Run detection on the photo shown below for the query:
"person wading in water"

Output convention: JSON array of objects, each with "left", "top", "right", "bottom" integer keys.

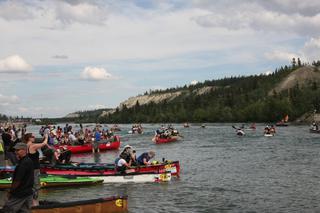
[{"left": 24, "top": 133, "right": 48, "bottom": 206}]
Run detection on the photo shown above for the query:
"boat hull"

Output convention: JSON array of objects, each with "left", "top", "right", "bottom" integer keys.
[
  {"left": 95, "top": 172, "right": 171, "bottom": 183},
  {"left": 31, "top": 196, "right": 128, "bottom": 213},
  {"left": 275, "top": 123, "right": 288, "bottom": 127},
  {"left": 154, "top": 137, "right": 179, "bottom": 144},
  {"left": 40, "top": 161, "right": 181, "bottom": 177},
  {"left": 0, "top": 176, "right": 103, "bottom": 189},
  {"left": 310, "top": 129, "right": 320, "bottom": 134}
]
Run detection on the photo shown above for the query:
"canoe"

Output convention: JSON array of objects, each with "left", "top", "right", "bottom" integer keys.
[
  {"left": 31, "top": 196, "right": 128, "bottom": 213},
  {"left": 0, "top": 175, "right": 103, "bottom": 189},
  {"left": 40, "top": 171, "right": 171, "bottom": 183},
  {"left": 1, "top": 161, "right": 181, "bottom": 178},
  {"left": 236, "top": 130, "right": 245, "bottom": 136},
  {"left": 40, "top": 161, "right": 181, "bottom": 177},
  {"left": 275, "top": 122, "right": 288, "bottom": 127},
  {"left": 154, "top": 136, "right": 179, "bottom": 144},
  {"left": 309, "top": 129, "right": 320, "bottom": 134},
  {"left": 94, "top": 171, "right": 171, "bottom": 183},
  {"left": 54, "top": 140, "right": 120, "bottom": 154}
]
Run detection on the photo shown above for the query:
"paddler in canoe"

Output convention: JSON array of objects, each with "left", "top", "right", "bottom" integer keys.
[
  {"left": 137, "top": 151, "right": 156, "bottom": 166},
  {"left": 264, "top": 125, "right": 275, "bottom": 136},
  {"left": 153, "top": 125, "right": 181, "bottom": 141},
  {"left": 115, "top": 145, "right": 136, "bottom": 173},
  {"left": 232, "top": 125, "right": 245, "bottom": 136}
]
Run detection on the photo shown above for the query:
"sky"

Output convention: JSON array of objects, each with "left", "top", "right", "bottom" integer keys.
[{"left": 0, "top": 0, "right": 320, "bottom": 118}]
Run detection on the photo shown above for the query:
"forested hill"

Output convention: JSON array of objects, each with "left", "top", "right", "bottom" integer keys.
[{"left": 97, "top": 60, "right": 320, "bottom": 123}]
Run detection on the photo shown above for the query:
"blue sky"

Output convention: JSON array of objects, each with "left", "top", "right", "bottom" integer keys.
[{"left": 0, "top": 0, "right": 320, "bottom": 117}]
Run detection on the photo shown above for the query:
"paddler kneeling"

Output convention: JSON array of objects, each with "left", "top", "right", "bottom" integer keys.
[
  {"left": 54, "top": 146, "right": 72, "bottom": 164},
  {"left": 115, "top": 145, "right": 136, "bottom": 173}
]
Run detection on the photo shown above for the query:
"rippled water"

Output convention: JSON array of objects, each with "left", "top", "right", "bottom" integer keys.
[{"left": 1, "top": 124, "right": 320, "bottom": 212}]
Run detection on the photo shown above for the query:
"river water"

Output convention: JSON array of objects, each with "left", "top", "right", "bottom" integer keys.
[{"left": 1, "top": 124, "right": 320, "bottom": 212}]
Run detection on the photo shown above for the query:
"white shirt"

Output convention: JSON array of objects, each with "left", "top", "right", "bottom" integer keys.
[{"left": 117, "top": 159, "right": 127, "bottom": 167}]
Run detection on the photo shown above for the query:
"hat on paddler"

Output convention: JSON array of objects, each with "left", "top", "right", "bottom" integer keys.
[{"left": 124, "top": 145, "right": 132, "bottom": 149}]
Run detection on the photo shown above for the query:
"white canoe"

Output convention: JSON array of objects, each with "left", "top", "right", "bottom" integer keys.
[{"left": 94, "top": 172, "right": 171, "bottom": 183}]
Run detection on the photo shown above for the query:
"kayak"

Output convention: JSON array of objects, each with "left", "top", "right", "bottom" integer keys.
[
  {"left": 0, "top": 175, "right": 103, "bottom": 189},
  {"left": 153, "top": 136, "right": 180, "bottom": 144},
  {"left": 40, "top": 161, "right": 181, "bottom": 177},
  {"left": 31, "top": 196, "right": 128, "bottom": 213},
  {"left": 54, "top": 139, "right": 120, "bottom": 154},
  {"left": 264, "top": 133, "right": 274, "bottom": 137}
]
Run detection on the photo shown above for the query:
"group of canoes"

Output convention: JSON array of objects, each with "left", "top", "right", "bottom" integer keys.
[
  {"left": 0, "top": 123, "right": 183, "bottom": 212},
  {"left": 233, "top": 124, "right": 279, "bottom": 137}
]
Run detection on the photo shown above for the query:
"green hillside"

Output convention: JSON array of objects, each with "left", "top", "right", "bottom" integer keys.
[{"left": 98, "top": 60, "right": 320, "bottom": 123}]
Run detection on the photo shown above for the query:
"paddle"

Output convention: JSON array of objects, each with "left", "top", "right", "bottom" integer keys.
[{"left": 232, "top": 125, "right": 239, "bottom": 130}]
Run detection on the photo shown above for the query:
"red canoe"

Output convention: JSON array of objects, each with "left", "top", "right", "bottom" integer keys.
[
  {"left": 1, "top": 161, "right": 181, "bottom": 178},
  {"left": 40, "top": 161, "right": 181, "bottom": 177},
  {"left": 154, "top": 136, "right": 180, "bottom": 144},
  {"left": 55, "top": 139, "right": 121, "bottom": 154}
]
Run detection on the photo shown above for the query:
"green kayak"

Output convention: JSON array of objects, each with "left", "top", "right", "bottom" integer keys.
[{"left": 0, "top": 175, "right": 103, "bottom": 189}]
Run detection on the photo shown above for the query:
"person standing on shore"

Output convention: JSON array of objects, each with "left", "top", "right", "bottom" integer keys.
[
  {"left": 24, "top": 133, "right": 48, "bottom": 206},
  {"left": 2, "top": 143, "right": 34, "bottom": 212}
]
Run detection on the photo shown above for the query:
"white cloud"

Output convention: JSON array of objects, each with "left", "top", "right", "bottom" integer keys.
[
  {"left": 191, "top": 1, "right": 320, "bottom": 37},
  {"left": 265, "top": 50, "right": 300, "bottom": 62},
  {"left": 265, "top": 36, "right": 320, "bottom": 63},
  {"left": 0, "top": 55, "right": 33, "bottom": 73},
  {"left": 264, "top": 70, "right": 273, "bottom": 76},
  {"left": 54, "top": 1, "right": 109, "bottom": 25},
  {"left": 302, "top": 37, "right": 320, "bottom": 61},
  {"left": 80, "top": 66, "right": 112, "bottom": 81},
  {"left": 190, "top": 80, "right": 199, "bottom": 85},
  {"left": 0, "top": 1, "right": 34, "bottom": 21},
  {"left": 0, "top": 94, "right": 19, "bottom": 106}
]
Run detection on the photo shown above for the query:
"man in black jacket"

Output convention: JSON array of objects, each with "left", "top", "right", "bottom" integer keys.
[{"left": 2, "top": 143, "right": 34, "bottom": 213}]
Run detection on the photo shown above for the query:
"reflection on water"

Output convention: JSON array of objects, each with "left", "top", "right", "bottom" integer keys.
[{"left": 1, "top": 124, "right": 320, "bottom": 212}]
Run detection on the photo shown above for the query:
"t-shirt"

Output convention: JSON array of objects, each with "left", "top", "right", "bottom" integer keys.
[
  {"left": 137, "top": 152, "right": 150, "bottom": 165},
  {"left": 117, "top": 158, "right": 127, "bottom": 167},
  {"left": 95, "top": 132, "right": 101, "bottom": 141},
  {"left": 68, "top": 134, "right": 77, "bottom": 142},
  {"left": 10, "top": 156, "right": 34, "bottom": 198}
]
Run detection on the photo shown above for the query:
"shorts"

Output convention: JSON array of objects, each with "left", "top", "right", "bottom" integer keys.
[{"left": 2, "top": 194, "right": 33, "bottom": 213}]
